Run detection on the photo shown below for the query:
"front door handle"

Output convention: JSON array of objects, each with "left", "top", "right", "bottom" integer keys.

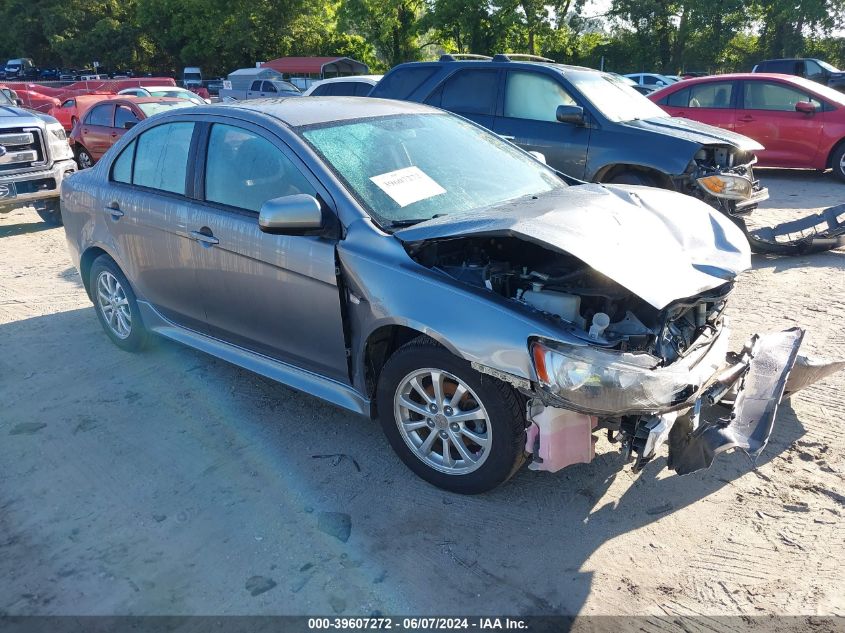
[
  {"left": 739, "top": 115, "right": 755, "bottom": 122},
  {"left": 190, "top": 229, "right": 219, "bottom": 246},
  {"left": 499, "top": 134, "right": 516, "bottom": 141},
  {"left": 103, "top": 203, "right": 124, "bottom": 218}
]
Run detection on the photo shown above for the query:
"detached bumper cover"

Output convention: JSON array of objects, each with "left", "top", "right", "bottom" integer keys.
[
  {"left": 746, "top": 203, "right": 845, "bottom": 255},
  {"left": 668, "top": 327, "right": 804, "bottom": 475}
]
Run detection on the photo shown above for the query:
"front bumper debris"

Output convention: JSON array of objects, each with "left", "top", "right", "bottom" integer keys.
[
  {"left": 666, "top": 328, "right": 804, "bottom": 475},
  {"left": 743, "top": 203, "right": 845, "bottom": 256},
  {"left": 526, "top": 328, "right": 822, "bottom": 476}
]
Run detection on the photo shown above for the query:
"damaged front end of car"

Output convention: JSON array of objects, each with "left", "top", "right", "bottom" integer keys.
[
  {"left": 394, "top": 183, "right": 838, "bottom": 477},
  {"left": 678, "top": 145, "right": 768, "bottom": 215}
]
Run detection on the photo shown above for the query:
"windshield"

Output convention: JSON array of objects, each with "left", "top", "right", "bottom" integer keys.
[
  {"left": 184, "top": 73, "right": 202, "bottom": 81},
  {"left": 137, "top": 101, "right": 195, "bottom": 117},
  {"left": 788, "top": 76, "right": 845, "bottom": 105},
  {"left": 568, "top": 71, "right": 669, "bottom": 122},
  {"left": 818, "top": 60, "right": 840, "bottom": 73},
  {"left": 301, "top": 113, "right": 565, "bottom": 228}
]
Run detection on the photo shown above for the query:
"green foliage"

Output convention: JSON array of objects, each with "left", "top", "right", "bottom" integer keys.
[{"left": 0, "top": 0, "right": 843, "bottom": 77}]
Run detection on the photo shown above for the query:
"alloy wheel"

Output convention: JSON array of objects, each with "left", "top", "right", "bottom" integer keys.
[
  {"left": 77, "top": 150, "right": 93, "bottom": 169},
  {"left": 393, "top": 368, "right": 491, "bottom": 475},
  {"left": 96, "top": 271, "right": 132, "bottom": 339}
]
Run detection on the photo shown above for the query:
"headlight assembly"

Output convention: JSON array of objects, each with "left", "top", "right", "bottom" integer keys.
[
  {"left": 696, "top": 174, "right": 753, "bottom": 200},
  {"left": 530, "top": 335, "right": 728, "bottom": 415}
]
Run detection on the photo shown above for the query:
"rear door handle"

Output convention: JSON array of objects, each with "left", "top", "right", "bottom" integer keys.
[
  {"left": 103, "top": 204, "right": 124, "bottom": 218},
  {"left": 190, "top": 230, "right": 219, "bottom": 246},
  {"left": 499, "top": 134, "right": 516, "bottom": 141},
  {"left": 739, "top": 115, "right": 755, "bottom": 122}
]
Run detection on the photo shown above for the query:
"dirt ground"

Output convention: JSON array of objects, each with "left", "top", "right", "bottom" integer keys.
[{"left": 1, "top": 169, "right": 843, "bottom": 621}]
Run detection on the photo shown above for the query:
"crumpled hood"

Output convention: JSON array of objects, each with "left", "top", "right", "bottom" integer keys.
[
  {"left": 396, "top": 183, "right": 751, "bottom": 310},
  {"left": 625, "top": 116, "right": 764, "bottom": 152}
]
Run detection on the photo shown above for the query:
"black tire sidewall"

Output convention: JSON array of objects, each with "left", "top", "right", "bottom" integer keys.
[
  {"left": 89, "top": 255, "right": 147, "bottom": 352},
  {"left": 376, "top": 343, "right": 525, "bottom": 494},
  {"left": 832, "top": 146, "right": 845, "bottom": 182},
  {"left": 76, "top": 147, "right": 93, "bottom": 169}
]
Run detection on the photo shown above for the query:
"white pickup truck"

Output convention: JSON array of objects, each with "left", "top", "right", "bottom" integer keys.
[
  {"left": 218, "top": 79, "right": 301, "bottom": 101},
  {"left": 0, "top": 92, "right": 77, "bottom": 225}
]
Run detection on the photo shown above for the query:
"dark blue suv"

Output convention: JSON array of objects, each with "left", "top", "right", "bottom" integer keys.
[{"left": 371, "top": 54, "right": 768, "bottom": 216}]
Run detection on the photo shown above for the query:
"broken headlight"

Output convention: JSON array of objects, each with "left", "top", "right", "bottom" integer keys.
[
  {"left": 531, "top": 335, "right": 728, "bottom": 415},
  {"left": 696, "top": 174, "right": 753, "bottom": 201}
]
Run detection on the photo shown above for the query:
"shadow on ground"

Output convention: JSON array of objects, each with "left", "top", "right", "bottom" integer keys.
[{"left": 0, "top": 306, "right": 812, "bottom": 617}]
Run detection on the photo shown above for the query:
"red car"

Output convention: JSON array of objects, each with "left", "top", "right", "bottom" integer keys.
[
  {"left": 650, "top": 73, "right": 845, "bottom": 180},
  {"left": 48, "top": 93, "right": 120, "bottom": 131},
  {"left": 69, "top": 97, "right": 194, "bottom": 168}
]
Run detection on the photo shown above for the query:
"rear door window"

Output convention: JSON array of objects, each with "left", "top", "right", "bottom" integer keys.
[
  {"left": 503, "top": 71, "right": 577, "bottom": 122},
  {"left": 132, "top": 122, "right": 195, "bottom": 194},
  {"left": 426, "top": 70, "right": 498, "bottom": 116},
  {"left": 683, "top": 82, "right": 734, "bottom": 108},
  {"left": 86, "top": 104, "right": 114, "bottom": 126}
]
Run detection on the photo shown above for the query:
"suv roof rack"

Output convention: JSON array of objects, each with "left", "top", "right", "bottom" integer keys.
[
  {"left": 492, "top": 53, "right": 556, "bottom": 63},
  {"left": 439, "top": 54, "right": 493, "bottom": 62}
]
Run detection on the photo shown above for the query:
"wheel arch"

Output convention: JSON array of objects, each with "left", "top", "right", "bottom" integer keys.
[
  {"left": 79, "top": 245, "right": 118, "bottom": 300},
  {"left": 361, "top": 322, "right": 462, "bottom": 402},
  {"left": 593, "top": 163, "right": 675, "bottom": 189},
  {"left": 826, "top": 137, "right": 845, "bottom": 170}
]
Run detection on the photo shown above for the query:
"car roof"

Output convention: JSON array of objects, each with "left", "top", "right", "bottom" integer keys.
[
  {"left": 315, "top": 75, "right": 383, "bottom": 85},
  {"left": 648, "top": 72, "right": 830, "bottom": 98},
  {"left": 186, "top": 97, "right": 438, "bottom": 127}
]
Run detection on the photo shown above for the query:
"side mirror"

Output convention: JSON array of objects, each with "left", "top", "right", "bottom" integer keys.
[
  {"left": 556, "top": 105, "right": 585, "bottom": 125},
  {"left": 528, "top": 151, "right": 547, "bottom": 164},
  {"left": 259, "top": 194, "right": 323, "bottom": 234},
  {"left": 795, "top": 101, "right": 817, "bottom": 114},
  {"left": 123, "top": 121, "right": 137, "bottom": 129},
  {"left": 14, "top": 99, "right": 23, "bottom": 106}
]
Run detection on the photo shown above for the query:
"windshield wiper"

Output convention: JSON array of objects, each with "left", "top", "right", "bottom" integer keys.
[
  {"left": 386, "top": 218, "right": 429, "bottom": 228},
  {"left": 385, "top": 214, "right": 448, "bottom": 229}
]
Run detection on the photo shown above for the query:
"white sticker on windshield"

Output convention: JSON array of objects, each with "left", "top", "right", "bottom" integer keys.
[{"left": 370, "top": 166, "right": 446, "bottom": 208}]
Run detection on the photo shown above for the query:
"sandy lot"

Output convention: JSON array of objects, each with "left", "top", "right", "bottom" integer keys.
[{"left": 1, "top": 170, "right": 843, "bottom": 621}]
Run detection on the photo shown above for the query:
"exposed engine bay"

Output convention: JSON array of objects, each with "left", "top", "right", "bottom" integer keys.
[{"left": 409, "top": 235, "right": 730, "bottom": 366}]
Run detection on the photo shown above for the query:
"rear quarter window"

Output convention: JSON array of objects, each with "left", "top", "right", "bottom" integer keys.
[{"left": 371, "top": 67, "right": 438, "bottom": 99}]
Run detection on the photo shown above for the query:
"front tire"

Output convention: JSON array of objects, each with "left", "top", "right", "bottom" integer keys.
[
  {"left": 831, "top": 143, "right": 845, "bottom": 183},
  {"left": 376, "top": 337, "right": 526, "bottom": 494},
  {"left": 90, "top": 255, "right": 148, "bottom": 352}
]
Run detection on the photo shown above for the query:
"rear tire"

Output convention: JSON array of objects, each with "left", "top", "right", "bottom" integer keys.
[
  {"left": 90, "top": 255, "right": 148, "bottom": 352},
  {"left": 35, "top": 199, "right": 62, "bottom": 226},
  {"left": 76, "top": 146, "right": 94, "bottom": 170},
  {"left": 376, "top": 337, "right": 526, "bottom": 494}
]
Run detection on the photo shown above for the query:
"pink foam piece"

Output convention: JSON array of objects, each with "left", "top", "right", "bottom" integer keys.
[{"left": 526, "top": 407, "right": 597, "bottom": 472}]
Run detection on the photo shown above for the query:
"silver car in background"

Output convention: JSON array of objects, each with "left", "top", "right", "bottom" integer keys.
[{"left": 61, "top": 98, "right": 825, "bottom": 493}]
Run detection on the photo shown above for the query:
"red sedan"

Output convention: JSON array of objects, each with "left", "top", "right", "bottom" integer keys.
[
  {"left": 650, "top": 73, "right": 845, "bottom": 180},
  {"left": 69, "top": 97, "right": 194, "bottom": 169}
]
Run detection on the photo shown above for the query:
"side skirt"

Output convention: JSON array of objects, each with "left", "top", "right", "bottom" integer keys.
[{"left": 137, "top": 301, "right": 371, "bottom": 417}]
